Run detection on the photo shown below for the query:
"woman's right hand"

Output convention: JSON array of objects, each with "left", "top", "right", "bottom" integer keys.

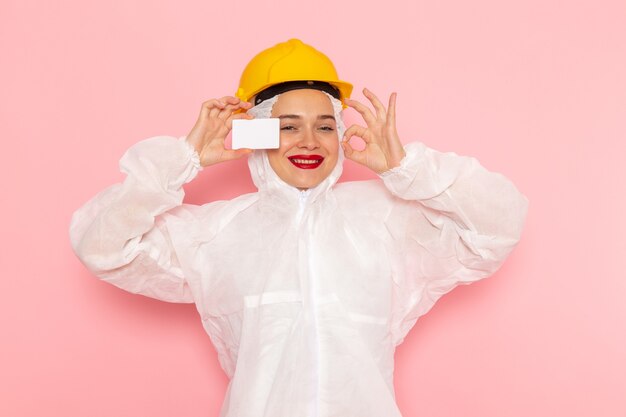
[{"left": 185, "top": 96, "right": 254, "bottom": 167}]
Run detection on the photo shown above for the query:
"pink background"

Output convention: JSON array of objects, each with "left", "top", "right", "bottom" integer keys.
[{"left": 1, "top": 0, "right": 625, "bottom": 416}]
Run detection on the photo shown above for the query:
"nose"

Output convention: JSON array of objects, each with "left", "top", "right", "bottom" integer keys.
[{"left": 297, "top": 127, "right": 320, "bottom": 150}]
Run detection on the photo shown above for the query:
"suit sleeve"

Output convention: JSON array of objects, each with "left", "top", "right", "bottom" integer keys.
[
  {"left": 380, "top": 141, "right": 529, "bottom": 343},
  {"left": 69, "top": 136, "right": 202, "bottom": 303}
]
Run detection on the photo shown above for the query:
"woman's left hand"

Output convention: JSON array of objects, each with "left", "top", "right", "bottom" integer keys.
[{"left": 342, "top": 88, "right": 406, "bottom": 174}]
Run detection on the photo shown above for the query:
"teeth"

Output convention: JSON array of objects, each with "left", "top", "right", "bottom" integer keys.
[{"left": 292, "top": 159, "right": 321, "bottom": 164}]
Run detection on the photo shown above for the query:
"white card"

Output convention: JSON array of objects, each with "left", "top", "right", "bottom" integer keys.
[{"left": 232, "top": 118, "right": 280, "bottom": 149}]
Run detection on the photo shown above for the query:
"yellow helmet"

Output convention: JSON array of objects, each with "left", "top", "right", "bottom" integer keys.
[{"left": 236, "top": 38, "right": 353, "bottom": 108}]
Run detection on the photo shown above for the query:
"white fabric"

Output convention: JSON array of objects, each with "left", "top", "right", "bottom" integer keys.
[{"left": 69, "top": 93, "right": 528, "bottom": 417}]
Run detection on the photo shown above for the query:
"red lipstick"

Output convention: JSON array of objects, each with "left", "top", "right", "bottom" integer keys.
[{"left": 288, "top": 154, "right": 324, "bottom": 169}]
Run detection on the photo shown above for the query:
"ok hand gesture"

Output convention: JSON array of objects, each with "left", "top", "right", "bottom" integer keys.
[
  {"left": 342, "top": 88, "right": 406, "bottom": 174},
  {"left": 186, "top": 96, "right": 254, "bottom": 167}
]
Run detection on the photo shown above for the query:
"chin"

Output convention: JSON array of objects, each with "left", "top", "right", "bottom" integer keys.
[
  {"left": 294, "top": 168, "right": 334, "bottom": 188},
  {"left": 275, "top": 161, "right": 337, "bottom": 190},
  {"left": 290, "top": 178, "right": 322, "bottom": 190}
]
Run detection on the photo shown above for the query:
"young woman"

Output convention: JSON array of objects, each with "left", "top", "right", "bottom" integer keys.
[{"left": 70, "top": 39, "right": 528, "bottom": 417}]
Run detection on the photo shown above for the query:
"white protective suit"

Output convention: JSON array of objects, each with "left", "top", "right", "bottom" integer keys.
[{"left": 70, "top": 92, "right": 528, "bottom": 417}]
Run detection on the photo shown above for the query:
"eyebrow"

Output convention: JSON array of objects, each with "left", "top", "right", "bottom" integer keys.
[{"left": 278, "top": 114, "right": 336, "bottom": 121}]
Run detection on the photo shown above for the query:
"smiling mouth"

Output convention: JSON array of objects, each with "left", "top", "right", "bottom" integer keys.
[{"left": 288, "top": 154, "right": 324, "bottom": 169}]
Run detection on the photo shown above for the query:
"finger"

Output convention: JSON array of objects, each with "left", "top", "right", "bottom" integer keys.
[
  {"left": 216, "top": 96, "right": 241, "bottom": 118},
  {"left": 219, "top": 101, "right": 252, "bottom": 121},
  {"left": 232, "top": 100, "right": 253, "bottom": 115},
  {"left": 343, "top": 98, "right": 377, "bottom": 126},
  {"left": 219, "top": 96, "right": 241, "bottom": 105},
  {"left": 209, "top": 105, "right": 223, "bottom": 119},
  {"left": 206, "top": 97, "right": 236, "bottom": 119},
  {"left": 225, "top": 112, "right": 254, "bottom": 129},
  {"left": 220, "top": 148, "right": 253, "bottom": 162},
  {"left": 217, "top": 103, "right": 240, "bottom": 120},
  {"left": 201, "top": 98, "right": 226, "bottom": 109},
  {"left": 199, "top": 99, "right": 226, "bottom": 119},
  {"left": 201, "top": 99, "right": 226, "bottom": 111},
  {"left": 387, "top": 92, "right": 397, "bottom": 127},
  {"left": 385, "top": 92, "right": 404, "bottom": 156},
  {"left": 386, "top": 93, "right": 402, "bottom": 145},
  {"left": 343, "top": 124, "right": 371, "bottom": 144},
  {"left": 341, "top": 141, "right": 368, "bottom": 166},
  {"left": 341, "top": 140, "right": 354, "bottom": 157},
  {"left": 363, "top": 88, "right": 387, "bottom": 120}
]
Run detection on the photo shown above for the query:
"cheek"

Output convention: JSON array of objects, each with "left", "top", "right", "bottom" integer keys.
[
  {"left": 325, "top": 140, "right": 339, "bottom": 161},
  {"left": 276, "top": 134, "right": 297, "bottom": 155},
  {"left": 266, "top": 149, "right": 283, "bottom": 170}
]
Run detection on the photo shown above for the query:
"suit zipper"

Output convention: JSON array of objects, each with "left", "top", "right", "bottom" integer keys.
[
  {"left": 296, "top": 189, "right": 308, "bottom": 224},
  {"left": 297, "top": 190, "right": 320, "bottom": 417}
]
